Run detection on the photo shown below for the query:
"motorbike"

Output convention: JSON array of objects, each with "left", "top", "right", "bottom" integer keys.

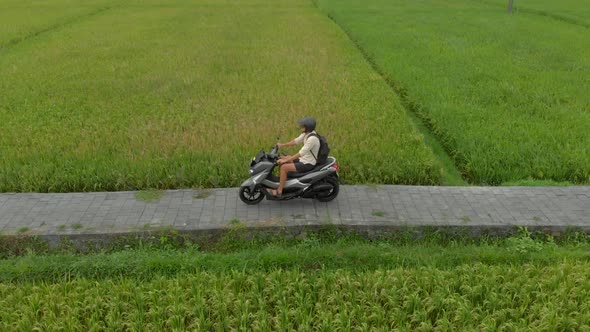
[{"left": 238, "top": 145, "right": 339, "bottom": 205}]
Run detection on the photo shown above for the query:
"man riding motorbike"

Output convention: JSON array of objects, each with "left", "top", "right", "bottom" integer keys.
[{"left": 269, "top": 117, "right": 320, "bottom": 198}]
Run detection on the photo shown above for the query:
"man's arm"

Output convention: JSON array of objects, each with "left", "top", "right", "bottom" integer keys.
[
  {"left": 279, "top": 133, "right": 304, "bottom": 149},
  {"left": 277, "top": 140, "right": 297, "bottom": 149},
  {"left": 279, "top": 153, "right": 301, "bottom": 165}
]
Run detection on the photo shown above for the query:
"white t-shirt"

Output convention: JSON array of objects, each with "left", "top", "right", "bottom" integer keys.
[{"left": 294, "top": 131, "right": 320, "bottom": 165}]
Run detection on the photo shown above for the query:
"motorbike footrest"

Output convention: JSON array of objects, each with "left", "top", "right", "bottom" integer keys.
[{"left": 264, "top": 190, "right": 300, "bottom": 201}]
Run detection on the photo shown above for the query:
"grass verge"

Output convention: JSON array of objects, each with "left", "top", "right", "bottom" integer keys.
[{"left": 1, "top": 227, "right": 589, "bottom": 282}]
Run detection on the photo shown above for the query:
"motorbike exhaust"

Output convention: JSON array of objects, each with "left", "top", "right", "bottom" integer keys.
[
  {"left": 302, "top": 191, "right": 316, "bottom": 198},
  {"left": 302, "top": 183, "right": 333, "bottom": 198},
  {"left": 311, "top": 184, "right": 333, "bottom": 192}
]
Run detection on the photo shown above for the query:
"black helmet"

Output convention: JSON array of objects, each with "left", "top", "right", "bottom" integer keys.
[{"left": 297, "top": 117, "right": 316, "bottom": 132}]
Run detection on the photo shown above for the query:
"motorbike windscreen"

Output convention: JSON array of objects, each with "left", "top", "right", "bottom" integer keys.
[{"left": 251, "top": 150, "right": 266, "bottom": 166}]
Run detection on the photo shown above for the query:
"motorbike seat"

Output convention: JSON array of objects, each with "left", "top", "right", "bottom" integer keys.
[{"left": 287, "top": 157, "right": 335, "bottom": 179}]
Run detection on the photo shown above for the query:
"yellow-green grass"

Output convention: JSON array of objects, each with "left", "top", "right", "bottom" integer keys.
[
  {"left": 317, "top": 0, "right": 590, "bottom": 185},
  {"left": 477, "top": 0, "right": 590, "bottom": 26},
  {"left": 0, "top": 0, "right": 114, "bottom": 48},
  {"left": 0, "top": 0, "right": 441, "bottom": 192},
  {"left": 1, "top": 264, "right": 589, "bottom": 330}
]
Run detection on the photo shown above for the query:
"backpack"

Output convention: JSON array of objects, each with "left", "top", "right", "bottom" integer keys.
[{"left": 307, "top": 133, "right": 330, "bottom": 165}]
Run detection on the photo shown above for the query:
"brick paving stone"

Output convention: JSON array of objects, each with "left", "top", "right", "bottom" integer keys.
[{"left": 0, "top": 186, "right": 589, "bottom": 234}]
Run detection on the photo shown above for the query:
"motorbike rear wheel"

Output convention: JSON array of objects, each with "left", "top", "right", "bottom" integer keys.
[
  {"left": 317, "top": 176, "right": 339, "bottom": 202},
  {"left": 239, "top": 186, "right": 264, "bottom": 205}
]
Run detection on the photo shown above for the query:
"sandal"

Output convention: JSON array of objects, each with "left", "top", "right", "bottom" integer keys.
[{"left": 268, "top": 189, "right": 282, "bottom": 198}]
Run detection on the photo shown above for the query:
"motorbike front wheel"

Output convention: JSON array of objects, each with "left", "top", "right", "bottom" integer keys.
[{"left": 239, "top": 186, "right": 265, "bottom": 205}]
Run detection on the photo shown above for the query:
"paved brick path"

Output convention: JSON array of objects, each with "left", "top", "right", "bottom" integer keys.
[{"left": 0, "top": 186, "right": 589, "bottom": 235}]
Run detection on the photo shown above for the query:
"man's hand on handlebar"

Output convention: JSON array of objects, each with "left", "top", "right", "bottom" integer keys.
[{"left": 277, "top": 157, "right": 290, "bottom": 165}]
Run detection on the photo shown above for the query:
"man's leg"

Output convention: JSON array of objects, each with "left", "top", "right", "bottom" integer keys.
[{"left": 276, "top": 163, "right": 296, "bottom": 195}]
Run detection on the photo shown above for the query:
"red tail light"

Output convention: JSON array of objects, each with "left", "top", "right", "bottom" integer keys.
[{"left": 332, "top": 164, "right": 339, "bottom": 170}]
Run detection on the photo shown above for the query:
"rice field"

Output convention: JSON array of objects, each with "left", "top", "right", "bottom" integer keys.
[
  {"left": 1, "top": 262, "right": 589, "bottom": 330},
  {"left": 0, "top": 0, "right": 114, "bottom": 48},
  {"left": 0, "top": 0, "right": 441, "bottom": 192},
  {"left": 1, "top": 0, "right": 588, "bottom": 190},
  {"left": 317, "top": 0, "right": 590, "bottom": 185},
  {"left": 2, "top": 230, "right": 589, "bottom": 329},
  {"left": 479, "top": 0, "right": 590, "bottom": 26}
]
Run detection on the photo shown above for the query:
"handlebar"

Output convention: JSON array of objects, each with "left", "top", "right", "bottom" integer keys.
[
  {"left": 270, "top": 145, "right": 278, "bottom": 155},
  {"left": 265, "top": 145, "right": 279, "bottom": 163}
]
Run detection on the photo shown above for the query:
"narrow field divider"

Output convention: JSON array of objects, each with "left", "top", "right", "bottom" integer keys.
[{"left": 0, "top": 6, "right": 116, "bottom": 52}]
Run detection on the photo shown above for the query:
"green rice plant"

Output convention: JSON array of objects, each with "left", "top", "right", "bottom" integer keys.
[
  {"left": 476, "top": 0, "right": 590, "bottom": 26},
  {"left": 0, "top": 0, "right": 442, "bottom": 192},
  {"left": 317, "top": 0, "right": 590, "bottom": 185},
  {"left": 1, "top": 263, "right": 590, "bottom": 330},
  {"left": 0, "top": 234, "right": 588, "bottom": 328},
  {"left": 0, "top": 0, "right": 115, "bottom": 49}
]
